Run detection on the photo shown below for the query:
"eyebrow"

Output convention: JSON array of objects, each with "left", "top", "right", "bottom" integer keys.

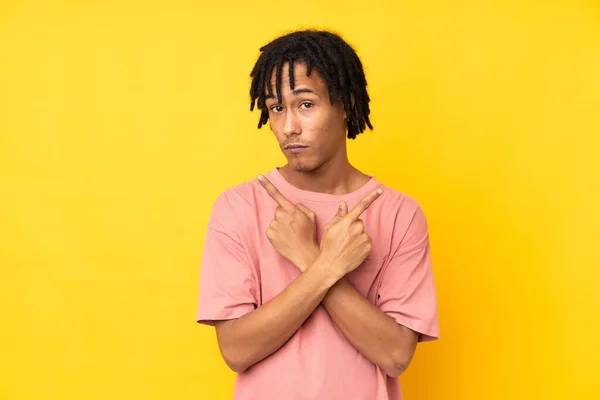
[{"left": 265, "top": 88, "right": 319, "bottom": 100}]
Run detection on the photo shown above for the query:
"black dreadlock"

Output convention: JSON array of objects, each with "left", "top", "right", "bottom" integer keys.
[{"left": 249, "top": 30, "right": 373, "bottom": 139}]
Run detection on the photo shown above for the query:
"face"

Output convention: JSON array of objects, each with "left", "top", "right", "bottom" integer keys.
[{"left": 264, "top": 62, "right": 347, "bottom": 172}]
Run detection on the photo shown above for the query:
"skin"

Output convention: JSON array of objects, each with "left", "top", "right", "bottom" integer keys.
[
  {"left": 266, "top": 62, "right": 370, "bottom": 194},
  {"left": 214, "top": 62, "right": 418, "bottom": 378}
]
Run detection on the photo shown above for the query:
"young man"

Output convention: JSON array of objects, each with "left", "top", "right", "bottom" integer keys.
[{"left": 196, "top": 30, "right": 439, "bottom": 399}]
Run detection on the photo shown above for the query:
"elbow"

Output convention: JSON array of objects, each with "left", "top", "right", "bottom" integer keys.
[
  {"left": 382, "top": 352, "right": 413, "bottom": 378},
  {"left": 383, "top": 329, "right": 418, "bottom": 378},
  {"left": 382, "top": 362, "right": 407, "bottom": 379},
  {"left": 225, "top": 359, "right": 247, "bottom": 374},
  {"left": 216, "top": 321, "right": 253, "bottom": 373},
  {"left": 228, "top": 362, "right": 249, "bottom": 374},
  {"left": 221, "top": 348, "right": 251, "bottom": 373}
]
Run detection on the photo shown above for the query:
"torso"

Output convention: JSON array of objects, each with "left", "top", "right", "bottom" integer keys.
[{"left": 223, "top": 168, "right": 417, "bottom": 400}]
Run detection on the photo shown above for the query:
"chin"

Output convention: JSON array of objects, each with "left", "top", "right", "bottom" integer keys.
[{"left": 287, "top": 157, "right": 318, "bottom": 173}]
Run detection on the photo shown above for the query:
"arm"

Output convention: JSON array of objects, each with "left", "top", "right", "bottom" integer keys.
[
  {"left": 322, "top": 278, "right": 418, "bottom": 377},
  {"left": 215, "top": 258, "right": 338, "bottom": 373},
  {"left": 297, "top": 254, "right": 418, "bottom": 378},
  {"left": 255, "top": 175, "right": 424, "bottom": 377},
  {"left": 297, "top": 203, "right": 439, "bottom": 377}
]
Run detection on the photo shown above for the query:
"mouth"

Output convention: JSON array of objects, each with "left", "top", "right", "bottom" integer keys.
[{"left": 283, "top": 144, "right": 309, "bottom": 153}]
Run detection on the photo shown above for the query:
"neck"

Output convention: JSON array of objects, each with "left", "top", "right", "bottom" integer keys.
[{"left": 278, "top": 155, "right": 369, "bottom": 195}]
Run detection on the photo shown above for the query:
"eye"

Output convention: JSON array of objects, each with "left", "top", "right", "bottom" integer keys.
[
  {"left": 269, "top": 105, "right": 284, "bottom": 113},
  {"left": 300, "top": 102, "right": 313, "bottom": 109}
]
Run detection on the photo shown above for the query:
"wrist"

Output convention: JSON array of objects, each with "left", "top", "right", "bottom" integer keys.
[
  {"left": 308, "top": 254, "right": 343, "bottom": 287},
  {"left": 297, "top": 245, "right": 320, "bottom": 272}
]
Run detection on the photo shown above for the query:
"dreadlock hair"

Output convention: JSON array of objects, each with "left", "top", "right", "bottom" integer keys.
[{"left": 249, "top": 29, "right": 373, "bottom": 140}]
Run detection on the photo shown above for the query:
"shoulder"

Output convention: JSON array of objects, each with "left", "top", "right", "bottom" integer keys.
[
  {"left": 213, "top": 178, "right": 263, "bottom": 211},
  {"left": 377, "top": 181, "right": 427, "bottom": 220},
  {"left": 208, "top": 177, "right": 265, "bottom": 231},
  {"left": 375, "top": 180, "right": 430, "bottom": 247}
]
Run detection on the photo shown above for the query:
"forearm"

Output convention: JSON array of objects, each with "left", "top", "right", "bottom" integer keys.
[
  {"left": 297, "top": 250, "right": 417, "bottom": 377},
  {"left": 322, "top": 278, "right": 417, "bottom": 377},
  {"left": 216, "top": 260, "right": 338, "bottom": 373}
]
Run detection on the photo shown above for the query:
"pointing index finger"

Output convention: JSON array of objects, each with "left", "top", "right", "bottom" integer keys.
[
  {"left": 346, "top": 188, "right": 383, "bottom": 221},
  {"left": 258, "top": 175, "right": 295, "bottom": 210}
]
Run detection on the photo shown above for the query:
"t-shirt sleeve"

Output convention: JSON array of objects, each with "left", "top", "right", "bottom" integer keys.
[
  {"left": 375, "top": 204, "right": 440, "bottom": 342},
  {"left": 196, "top": 193, "right": 259, "bottom": 326}
]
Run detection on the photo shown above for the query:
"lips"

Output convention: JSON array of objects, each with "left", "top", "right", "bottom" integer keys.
[{"left": 283, "top": 144, "right": 309, "bottom": 154}]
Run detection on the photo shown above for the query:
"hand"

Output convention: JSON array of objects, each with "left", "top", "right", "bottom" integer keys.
[
  {"left": 258, "top": 175, "right": 319, "bottom": 272},
  {"left": 317, "top": 188, "right": 383, "bottom": 280}
]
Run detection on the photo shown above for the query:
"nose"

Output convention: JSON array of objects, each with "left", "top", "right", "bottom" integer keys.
[{"left": 283, "top": 110, "right": 301, "bottom": 136}]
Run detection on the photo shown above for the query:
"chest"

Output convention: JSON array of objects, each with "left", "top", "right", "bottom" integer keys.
[{"left": 242, "top": 201, "right": 395, "bottom": 306}]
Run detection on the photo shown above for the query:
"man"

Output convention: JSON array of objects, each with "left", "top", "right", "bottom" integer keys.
[{"left": 196, "top": 29, "right": 439, "bottom": 399}]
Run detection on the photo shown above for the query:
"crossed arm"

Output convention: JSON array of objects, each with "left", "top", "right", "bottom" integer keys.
[
  {"left": 214, "top": 177, "right": 419, "bottom": 377},
  {"left": 308, "top": 256, "right": 419, "bottom": 377},
  {"left": 215, "top": 251, "right": 418, "bottom": 377}
]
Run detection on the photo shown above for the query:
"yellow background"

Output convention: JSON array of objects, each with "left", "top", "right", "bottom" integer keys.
[{"left": 1, "top": 0, "right": 599, "bottom": 399}]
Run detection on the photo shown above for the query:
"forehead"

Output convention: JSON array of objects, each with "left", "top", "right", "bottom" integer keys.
[{"left": 267, "top": 61, "right": 327, "bottom": 93}]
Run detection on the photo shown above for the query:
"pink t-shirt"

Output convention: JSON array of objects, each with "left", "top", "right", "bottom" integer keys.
[{"left": 196, "top": 168, "right": 439, "bottom": 400}]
